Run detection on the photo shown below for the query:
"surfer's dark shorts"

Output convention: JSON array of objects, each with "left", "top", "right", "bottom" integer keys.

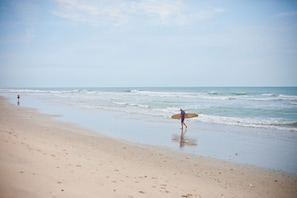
[{"left": 181, "top": 117, "right": 185, "bottom": 123}]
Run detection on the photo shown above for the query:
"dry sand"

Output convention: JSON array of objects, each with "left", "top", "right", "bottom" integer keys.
[{"left": 0, "top": 96, "right": 296, "bottom": 198}]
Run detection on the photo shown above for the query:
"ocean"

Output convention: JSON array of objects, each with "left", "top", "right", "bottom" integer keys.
[
  {"left": 1, "top": 87, "right": 297, "bottom": 173},
  {"left": 2, "top": 87, "right": 296, "bottom": 132}
]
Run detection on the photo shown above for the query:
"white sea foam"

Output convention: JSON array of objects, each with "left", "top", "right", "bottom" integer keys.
[{"left": 198, "top": 114, "right": 297, "bottom": 132}]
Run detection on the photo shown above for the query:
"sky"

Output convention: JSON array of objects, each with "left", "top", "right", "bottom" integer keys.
[{"left": 0, "top": 0, "right": 297, "bottom": 87}]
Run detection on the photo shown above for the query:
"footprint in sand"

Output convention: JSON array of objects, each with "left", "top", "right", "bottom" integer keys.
[{"left": 181, "top": 193, "right": 193, "bottom": 198}]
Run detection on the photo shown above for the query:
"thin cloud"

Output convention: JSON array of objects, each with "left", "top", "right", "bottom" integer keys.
[
  {"left": 134, "top": 0, "right": 186, "bottom": 25},
  {"left": 52, "top": 0, "right": 225, "bottom": 26},
  {"left": 275, "top": 10, "right": 297, "bottom": 18}
]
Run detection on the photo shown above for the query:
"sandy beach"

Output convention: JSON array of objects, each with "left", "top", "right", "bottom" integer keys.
[{"left": 0, "top": 96, "right": 296, "bottom": 198}]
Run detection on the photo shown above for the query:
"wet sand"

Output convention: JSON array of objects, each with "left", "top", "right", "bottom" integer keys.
[{"left": 1, "top": 96, "right": 296, "bottom": 198}]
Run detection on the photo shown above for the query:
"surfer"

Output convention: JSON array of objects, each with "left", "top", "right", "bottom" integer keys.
[{"left": 180, "top": 109, "right": 188, "bottom": 130}]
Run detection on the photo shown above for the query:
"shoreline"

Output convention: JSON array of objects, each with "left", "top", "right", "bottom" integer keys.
[
  {"left": 1, "top": 96, "right": 297, "bottom": 197},
  {"left": 2, "top": 89, "right": 297, "bottom": 174},
  {"left": 2, "top": 93, "right": 297, "bottom": 174}
]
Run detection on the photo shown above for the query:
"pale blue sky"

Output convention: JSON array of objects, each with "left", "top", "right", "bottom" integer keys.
[{"left": 0, "top": 0, "right": 297, "bottom": 87}]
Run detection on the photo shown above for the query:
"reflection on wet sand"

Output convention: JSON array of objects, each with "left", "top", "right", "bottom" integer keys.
[{"left": 172, "top": 129, "right": 197, "bottom": 148}]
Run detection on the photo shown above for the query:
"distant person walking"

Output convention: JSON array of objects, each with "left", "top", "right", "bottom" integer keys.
[
  {"left": 17, "top": 94, "right": 20, "bottom": 105},
  {"left": 180, "top": 108, "right": 187, "bottom": 130}
]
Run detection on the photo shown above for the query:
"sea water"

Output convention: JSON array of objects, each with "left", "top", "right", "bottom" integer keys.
[{"left": 1, "top": 87, "right": 297, "bottom": 173}]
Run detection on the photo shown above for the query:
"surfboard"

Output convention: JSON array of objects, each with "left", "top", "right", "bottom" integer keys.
[{"left": 171, "top": 113, "right": 198, "bottom": 119}]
